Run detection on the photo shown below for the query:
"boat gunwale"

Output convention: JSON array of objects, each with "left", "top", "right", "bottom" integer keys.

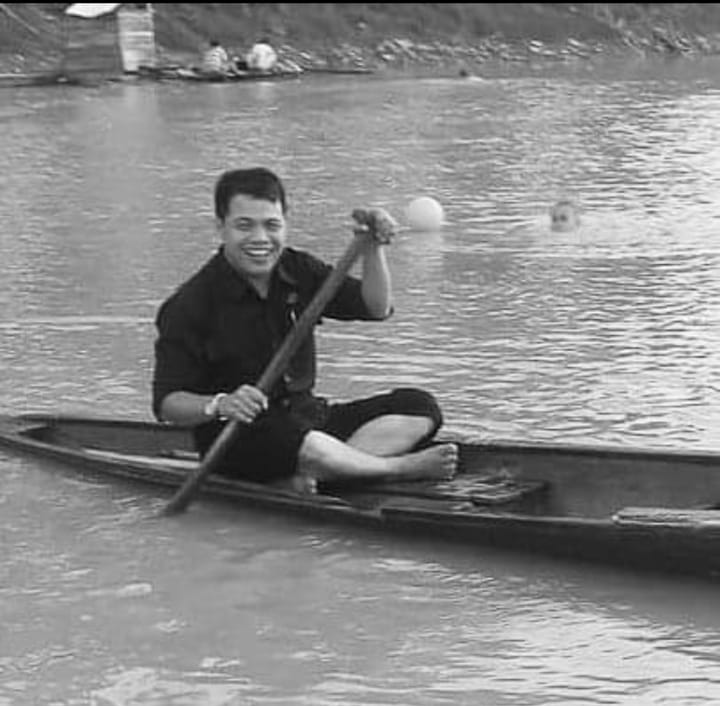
[{"left": 15, "top": 411, "right": 720, "bottom": 467}]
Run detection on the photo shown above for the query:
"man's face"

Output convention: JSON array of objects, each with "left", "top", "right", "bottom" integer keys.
[{"left": 218, "top": 193, "right": 286, "bottom": 281}]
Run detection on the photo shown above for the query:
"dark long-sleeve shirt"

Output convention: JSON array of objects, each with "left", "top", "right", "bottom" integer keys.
[{"left": 152, "top": 246, "right": 377, "bottom": 419}]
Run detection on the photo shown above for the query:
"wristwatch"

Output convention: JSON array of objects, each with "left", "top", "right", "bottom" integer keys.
[{"left": 204, "top": 392, "right": 228, "bottom": 419}]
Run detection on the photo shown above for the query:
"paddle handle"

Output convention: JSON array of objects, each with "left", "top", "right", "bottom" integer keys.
[
  {"left": 255, "top": 234, "right": 370, "bottom": 394},
  {"left": 162, "top": 229, "right": 371, "bottom": 515}
]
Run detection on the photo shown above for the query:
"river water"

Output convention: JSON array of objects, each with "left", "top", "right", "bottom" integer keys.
[{"left": 2, "top": 57, "right": 720, "bottom": 704}]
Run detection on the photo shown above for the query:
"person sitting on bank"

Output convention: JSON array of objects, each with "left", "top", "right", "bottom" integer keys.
[
  {"left": 152, "top": 167, "right": 458, "bottom": 492},
  {"left": 201, "top": 39, "right": 231, "bottom": 76},
  {"left": 549, "top": 199, "right": 580, "bottom": 233},
  {"left": 245, "top": 37, "right": 278, "bottom": 72}
]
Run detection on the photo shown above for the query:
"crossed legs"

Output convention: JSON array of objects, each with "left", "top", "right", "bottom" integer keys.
[
  {"left": 296, "top": 412, "right": 458, "bottom": 490},
  {"left": 202, "top": 388, "right": 458, "bottom": 490}
]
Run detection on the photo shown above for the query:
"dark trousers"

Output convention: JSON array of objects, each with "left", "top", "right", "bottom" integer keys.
[{"left": 193, "top": 387, "right": 443, "bottom": 482}]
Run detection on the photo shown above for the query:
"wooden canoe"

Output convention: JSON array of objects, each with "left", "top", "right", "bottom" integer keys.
[
  {"left": 2, "top": 413, "right": 720, "bottom": 578},
  {"left": 136, "top": 65, "right": 302, "bottom": 83}
]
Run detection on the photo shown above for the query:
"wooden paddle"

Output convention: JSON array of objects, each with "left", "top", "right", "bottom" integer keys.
[{"left": 162, "top": 210, "right": 382, "bottom": 515}]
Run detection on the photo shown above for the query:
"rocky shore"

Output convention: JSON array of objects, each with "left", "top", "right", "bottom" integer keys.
[
  {"left": 279, "top": 27, "right": 720, "bottom": 76},
  {"left": 2, "top": 3, "right": 720, "bottom": 80}
]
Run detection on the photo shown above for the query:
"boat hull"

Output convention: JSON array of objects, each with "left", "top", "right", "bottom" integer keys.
[
  {"left": 136, "top": 65, "right": 302, "bottom": 82},
  {"left": 1, "top": 414, "right": 720, "bottom": 578}
]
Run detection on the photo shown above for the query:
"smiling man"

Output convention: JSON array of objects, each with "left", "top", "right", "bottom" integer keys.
[{"left": 152, "top": 167, "right": 457, "bottom": 490}]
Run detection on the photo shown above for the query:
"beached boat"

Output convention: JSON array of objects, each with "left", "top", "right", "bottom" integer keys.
[
  {"left": 136, "top": 65, "right": 302, "bottom": 83},
  {"left": 0, "top": 71, "right": 89, "bottom": 88},
  {"left": 302, "top": 66, "right": 374, "bottom": 75},
  {"left": 1, "top": 413, "right": 720, "bottom": 578}
]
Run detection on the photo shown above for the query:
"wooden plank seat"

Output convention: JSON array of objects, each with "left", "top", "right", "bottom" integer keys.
[{"left": 613, "top": 507, "right": 720, "bottom": 529}]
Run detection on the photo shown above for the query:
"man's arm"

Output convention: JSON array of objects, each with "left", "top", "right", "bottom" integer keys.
[
  {"left": 159, "top": 390, "right": 218, "bottom": 426},
  {"left": 357, "top": 207, "right": 396, "bottom": 319},
  {"left": 360, "top": 240, "right": 392, "bottom": 319},
  {"left": 160, "top": 386, "right": 268, "bottom": 427},
  {"left": 153, "top": 293, "right": 217, "bottom": 425}
]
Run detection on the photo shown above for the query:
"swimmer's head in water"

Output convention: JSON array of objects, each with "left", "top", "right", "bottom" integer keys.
[{"left": 550, "top": 200, "right": 580, "bottom": 232}]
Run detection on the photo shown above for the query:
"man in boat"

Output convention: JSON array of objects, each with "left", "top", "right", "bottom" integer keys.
[
  {"left": 245, "top": 37, "right": 278, "bottom": 72},
  {"left": 152, "top": 167, "right": 457, "bottom": 491},
  {"left": 201, "top": 39, "right": 233, "bottom": 77}
]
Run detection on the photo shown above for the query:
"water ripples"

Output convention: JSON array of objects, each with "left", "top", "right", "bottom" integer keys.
[{"left": 3, "top": 63, "right": 720, "bottom": 704}]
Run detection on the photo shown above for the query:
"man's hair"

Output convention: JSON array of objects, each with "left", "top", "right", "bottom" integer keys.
[{"left": 214, "top": 167, "right": 287, "bottom": 221}]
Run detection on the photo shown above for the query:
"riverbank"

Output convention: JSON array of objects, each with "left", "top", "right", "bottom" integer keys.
[{"left": 2, "top": 3, "right": 720, "bottom": 78}]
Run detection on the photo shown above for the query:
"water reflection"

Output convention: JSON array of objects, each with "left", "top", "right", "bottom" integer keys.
[{"left": 3, "top": 463, "right": 720, "bottom": 706}]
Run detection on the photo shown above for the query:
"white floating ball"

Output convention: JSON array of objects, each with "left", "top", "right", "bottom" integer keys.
[{"left": 406, "top": 196, "right": 445, "bottom": 231}]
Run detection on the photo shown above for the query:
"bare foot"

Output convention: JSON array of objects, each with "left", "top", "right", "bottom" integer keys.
[
  {"left": 271, "top": 474, "right": 318, "bottom": 495},
  {"left": 392, "top": 443, "right": 458, "bottom": 482}
]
